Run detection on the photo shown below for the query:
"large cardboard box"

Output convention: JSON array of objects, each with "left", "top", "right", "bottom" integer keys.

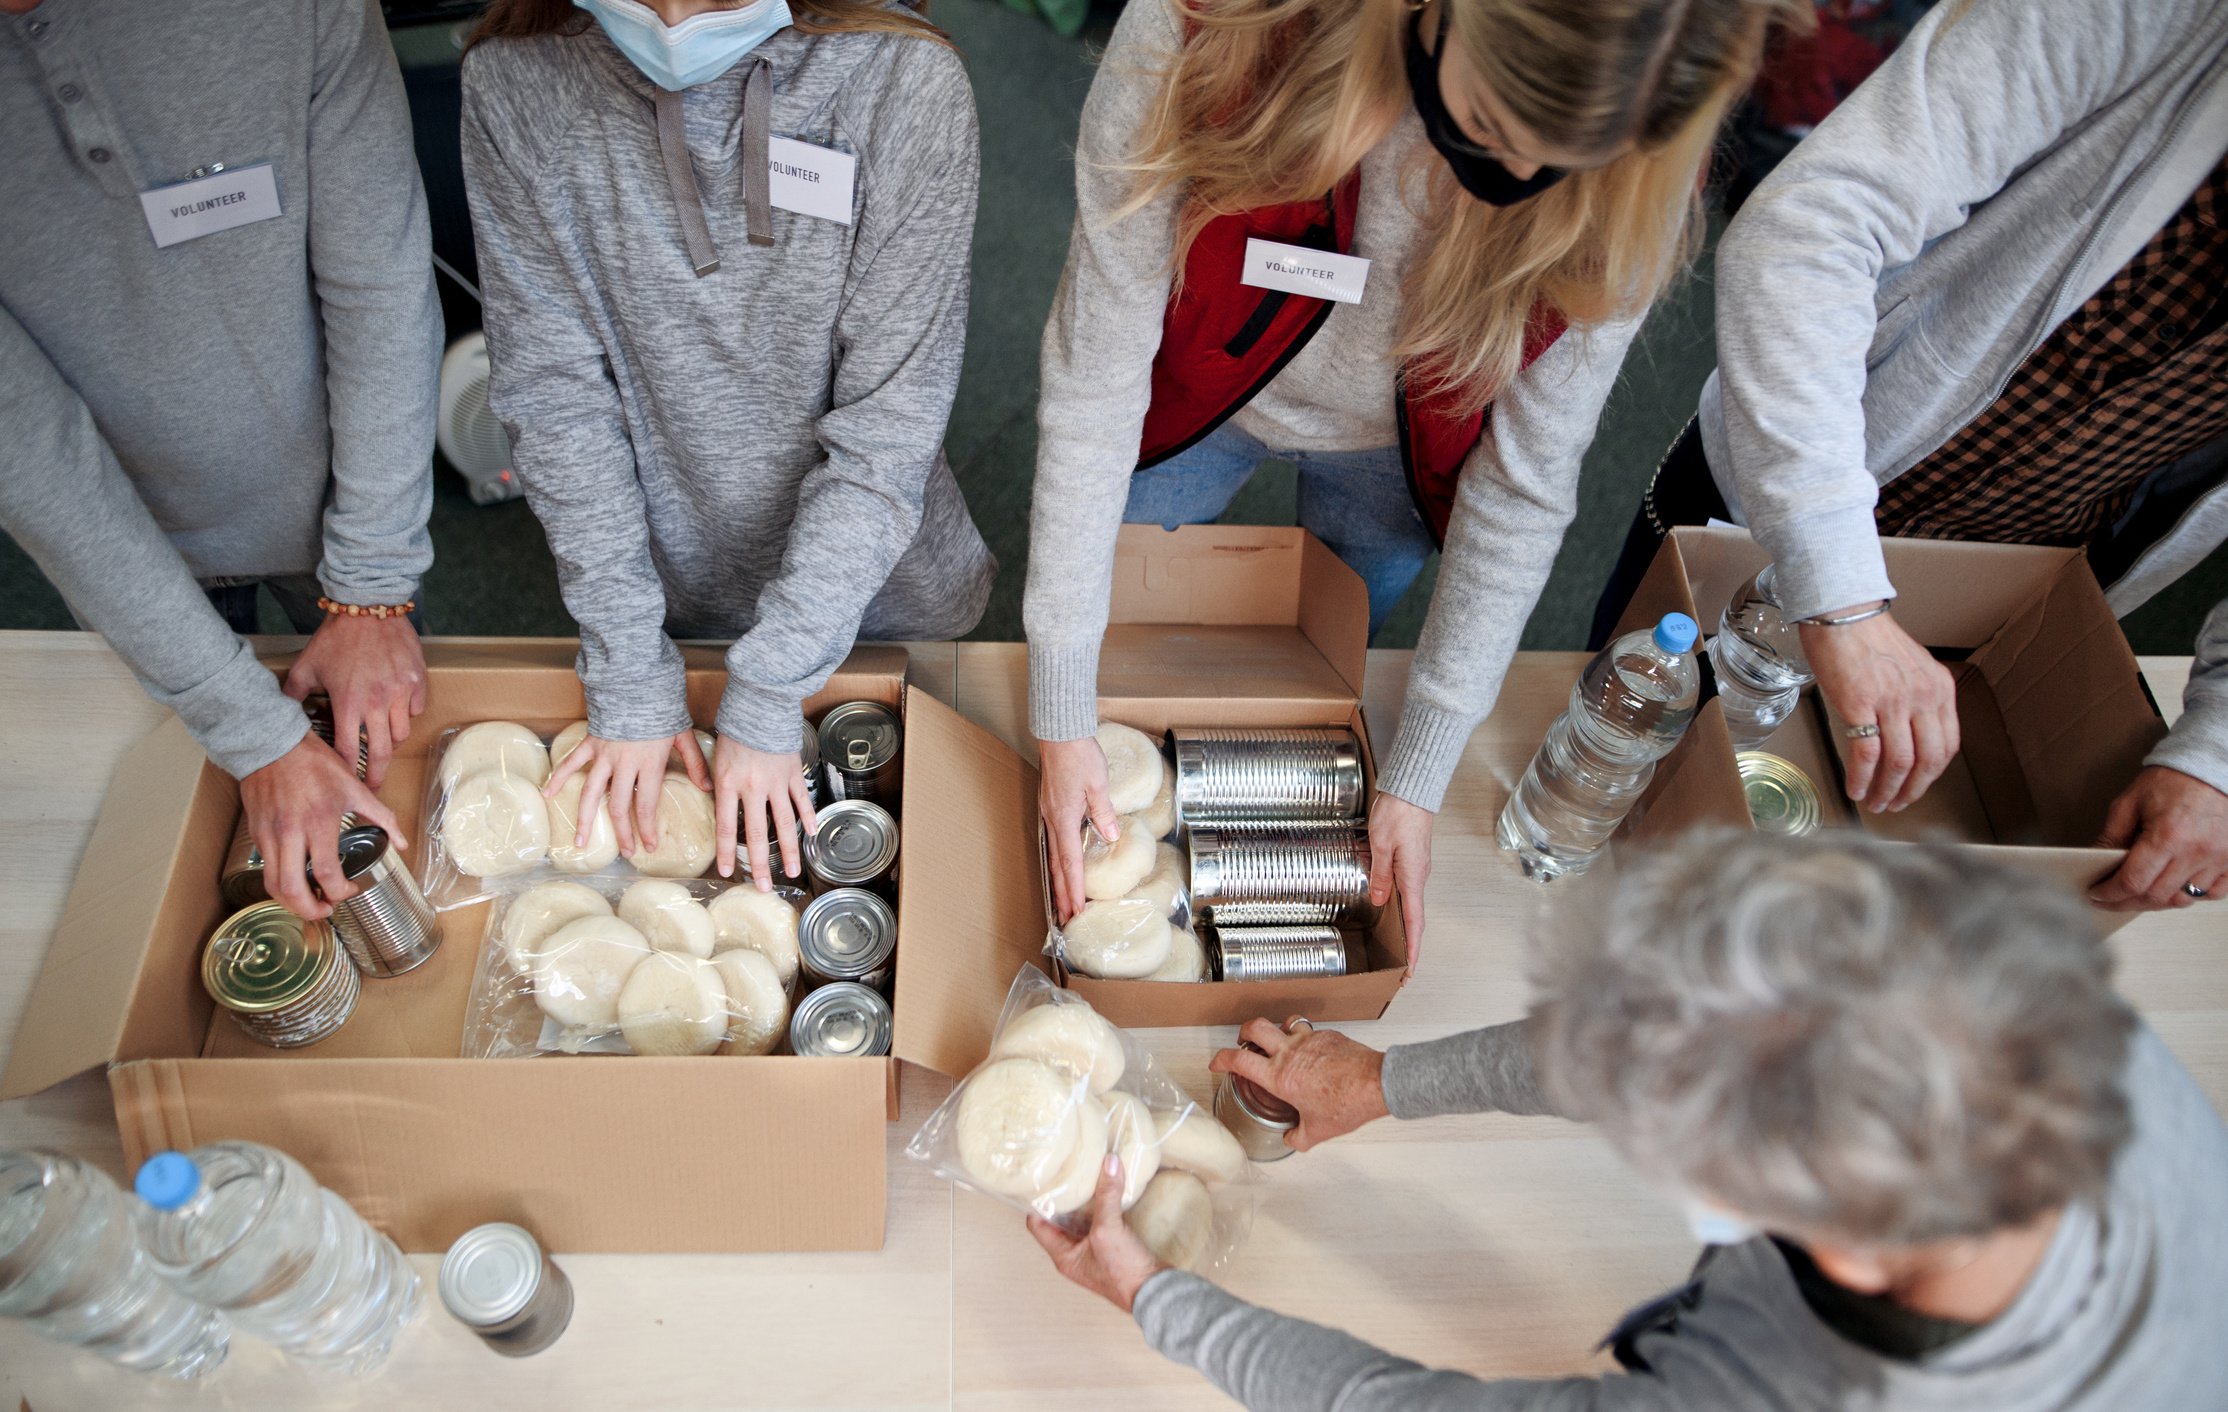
[
  {"left": 1616, "top": 527, "right": 2168, "bottom": 924},
  {"left": 0, "top": 643, "right": 1048, "bottom": 1253},
  {"left": 1030, "top": 526, "right": 1410, "bottom": 1028}
]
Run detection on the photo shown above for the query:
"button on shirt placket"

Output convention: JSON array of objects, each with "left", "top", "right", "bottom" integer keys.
[{"left": 16, "top": 11, "right": 139, "bottom": 198}]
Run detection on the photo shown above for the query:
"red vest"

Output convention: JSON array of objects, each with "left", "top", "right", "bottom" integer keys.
[{"left": 1135, "top": 171, "right": 1566, "bottom": 543}]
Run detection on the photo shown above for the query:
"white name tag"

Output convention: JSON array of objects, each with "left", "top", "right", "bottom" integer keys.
[
  {"left": 138, "top": 163, "right": 282, "bottom": 249},
  {"left": 768, "top": 138, "right": 854, "bottom": 226},
  {"left": 1240, "top": 237, "right": 1369, "bottom": 305}
]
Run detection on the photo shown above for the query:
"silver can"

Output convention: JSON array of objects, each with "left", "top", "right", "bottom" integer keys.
[
  {"left": 1171, "top": 727, "right": 1364, "bottom": 824},
  {"left": 439, "top": 1222, "right": 573, "bottom": 1358},
  {"left": 219, "top": 810, "right": 267, "bottom": 910},
  {"left": 303, "top": 694, "right": 370, "bottom": 779},
  {"left": 202, "top": 903, "right": 360, "bottom": 1049},
  {"left": 1203, "top": 900, "right": 1351, "bottom": 927},
  {"left": 1188, "top": 826, "right": 1371, "bottom": 912},
  {"left": 1212, "top": 926, "right": 1354, "bottom": 982},
  {"left": 801, "top": 799, "right": 900, "bottom": 899},
  {"left": 798, "top": 888, "right": 898, "bottom": 992},
  {"left": 817, "top": 701, "right": 903, "bottom": 811},
  {"left": 789, "top": 982, "right": 894, "bottom": 1057},
  {"left": 320, "top": 826, "right": 442, "bottom": 977},
  {"left": 1213, "top": 1070, "right": 1297, "bottom": 1163}
]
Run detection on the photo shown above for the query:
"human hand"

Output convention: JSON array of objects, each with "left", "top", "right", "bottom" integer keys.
[
  {"left": 1208, "top": 1018, "right": 1389, "bottom": 1152},
  {"left": 1799, "top": 607, "right": 1959, "bottom": 813},
  {"left": 713, "top": 736, "right": 819, "bottom": 888},
  {"left": 240, "top": 732, "right": 408, "bottom": 921},
  {"left": 1368, "top": 793, "right": 1433, "bottom": 972},
  {"left": 547, "top": 729, "right": 708, "bottom": 855},
  {"left": 1040, "top": 736, "right": 1119, "bottom": 923},
  {"left": 1025, "top": 1155, "right": 1165, "bottom": 1314},
  {"left": 2090, "top": 765, "right": 2228, "bottom": 911},
  {"left": 282, "top": 613, "right": 427, "bottom": 789}
]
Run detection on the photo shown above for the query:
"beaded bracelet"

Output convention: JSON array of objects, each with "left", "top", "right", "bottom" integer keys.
[{"left": 317, "top": 596, "right": 416, "bottom": 620}]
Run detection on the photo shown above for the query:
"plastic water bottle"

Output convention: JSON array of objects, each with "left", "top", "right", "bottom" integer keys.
[
  {"left": 132, "top": 1142, "right": 421, "bottom": 1375},
  {"left": 1497, "top": 613, "right": 1702, "bottom": 880},
  {"left": 0, "top": 1150, "right": 229, "bottom": 1379},
  {"left": 1708, "top": 565, "right": 1815, "bottom": 749}
]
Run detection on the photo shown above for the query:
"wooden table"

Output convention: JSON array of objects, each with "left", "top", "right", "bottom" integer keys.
[{"left": 0, "top": 632, "right": 2216, "bottom": 1410}]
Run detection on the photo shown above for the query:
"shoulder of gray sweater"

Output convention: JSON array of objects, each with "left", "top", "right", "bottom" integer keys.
[
  {"left": 459, "top": 30, "right": 614, "bottom": 180},
  {"left": 822, "top": 29, "right": 977, "bottom": 170}
]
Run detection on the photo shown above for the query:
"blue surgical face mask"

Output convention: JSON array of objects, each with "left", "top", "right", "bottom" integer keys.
[
  {"left": 1682, "top": 1199, "right": 1762, "bottom": 1248},
  {"left": 576, "top": 0, "right": 793, "bottom": 91}
]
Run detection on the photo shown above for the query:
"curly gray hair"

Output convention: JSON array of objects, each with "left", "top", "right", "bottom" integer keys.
[{"left": 1531, "top": 831, "right": 2136, "bottom": 1245}]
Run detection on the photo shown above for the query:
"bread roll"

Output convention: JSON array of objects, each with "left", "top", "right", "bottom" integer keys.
[
  {"left": 501, "top": 880, "right": 613, "bottom": 972},
  {"left": 617, "top": 951, "right": 727, "bottom": 1056},
  {"left": 1145, "top": 924, "right": 1208, "bottom": 983},
  {"left": 711, "top": 946, "right": 789, "bottom": 1056},
  {"left": 1061, "top": 899, "right": 1173, "bottom": 979},
  {"left": 1155, "top": 1104, "right": 1250, "bottom": 1184},
  {"left": 1095, "top": 722, "right": 1165, "bottom": 815},
  {"left": 618, "top": 879, "right": 715, "bottom": 958},
  {"left": 988, "top": 1002, "right": 1126, "bottom": 1094},
  {"left": 623, "top": 772, "right": 717, "bottom": 877},
  {"left": 1126, "top": 843, "right": 1188, "bottom": 924},
  {"left": 706, "top": 887, "right": 803, "bottom": 987},
  {"left": 1129, "top": 1170, "right": 1214, "bottom": 1270},
  {"left": 670, "top": 728, "right": 718, "bottom": 773},
  {"left": 546, "top": 773, "right": 620, "bottom": 874},
  {"left": 954, "top": 1058, "right": 1084, "bottom": 1200},
  {"left": 549, "top": 720, "right": 591, "bottom": 768},
  {"left": 1039, "top": 1095, "right": 1112, "bottom": 1217},
  {"left": 1101, "top": 1090, "right": 1161, "bottom": 1208},
  {"left": 1139, "top": 766, "right": 1177, "bottom": 840},
  {"left": 438, "top": 721, "right": 551, "bottom": 794},
  {"left": 1081, "top": 817, "right": 1155, "bottom": 901},
  {"left": 533, "top": 916, "right": 652, "bottom": 1030},
  {"left": 442, "top": 770, "right": 552, "bottom": 878}
]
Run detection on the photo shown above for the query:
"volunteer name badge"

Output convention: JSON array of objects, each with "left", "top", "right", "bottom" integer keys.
[
  {"left": 139, "top": 163, "right": 281, "bottom": 249},
  {"left": 768, "top": 138, "right": 855, "bottom": 226},
  {"left": 1240, "top": 237, "right": 1369, "bottom": 305}
]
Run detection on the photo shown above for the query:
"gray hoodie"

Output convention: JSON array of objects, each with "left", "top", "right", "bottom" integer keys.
[{"left": 461, "top": 21, "right": 994, "bottom": 754}]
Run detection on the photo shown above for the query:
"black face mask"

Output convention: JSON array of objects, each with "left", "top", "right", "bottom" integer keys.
[{"left": 1403, "top": 4, "right": 1566, "bottom": 207}]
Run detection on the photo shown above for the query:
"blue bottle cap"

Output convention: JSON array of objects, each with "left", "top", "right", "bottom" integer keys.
[
  {"left": 1653, "top": 612, "right": 1699, "bottom": 655},
  {"left": 135, "top": 1152, "right": 202, "bottom": 1211}
]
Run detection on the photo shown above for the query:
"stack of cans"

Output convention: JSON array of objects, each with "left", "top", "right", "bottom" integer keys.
[{"left": 202, "top": 903, "right": 360, "bottom": 1048}]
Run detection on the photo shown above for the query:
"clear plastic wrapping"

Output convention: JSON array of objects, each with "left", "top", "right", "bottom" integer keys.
[
  {"left": 1040, "top": 722, "right": 1198, "bottom": 982},
  {"left": 461, "top": 874, "right": 811, "bottom": 1058},
  {"left": 906, "top": 969, "right": 1252, "bottom": 1271}
]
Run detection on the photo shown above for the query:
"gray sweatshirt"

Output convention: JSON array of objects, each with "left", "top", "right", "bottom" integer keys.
[
  {"left": 1021, "top": 0, "right": 1644, "bottom": 813},
  {"left": 0, "top": 0, "right": 440, "bottom": 779},
  {"left": 1138, "top": 1022, "right": 2228, "bottom": 1411},
  {"left": 461, "top": 22, "right": 994, "bottom": 755},
  {"left": 1698, "top": 0, "right": 2228, "bottom": 792}
]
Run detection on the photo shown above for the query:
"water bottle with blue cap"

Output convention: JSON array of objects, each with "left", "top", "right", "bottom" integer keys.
[
  {"left": 1497, "top": 612, "right": 1702, "bottom": 880},
  {"left": 133, "top": 1141, "right": 420, "bottom": 1374}
]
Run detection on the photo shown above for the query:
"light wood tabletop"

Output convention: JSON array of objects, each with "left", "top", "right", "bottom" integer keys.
[{"left": 0, "top": 631, "right": 2217, "bottom": 1411}]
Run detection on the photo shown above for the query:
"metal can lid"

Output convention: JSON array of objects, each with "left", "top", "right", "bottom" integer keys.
[
  {"left": 202, "top": 904, "right": 336, "bottom": 1013},
  {"left": 817, "top": 702, "right": 900, "bottom": 773},
  {"left": 790, "top": 983, "right": 893, "bottom": 1057},
  {"left": 328, "top": 825, "right": 390, "bottom": 884},
  {"left": 1736, "top": 751, "right": 1822, "bottom": 837},
  {"left": 800, "top": 889, "right": 897, "bottom": 978},
  {"left": 439, "top": 1223, "right": 545, "bottom": 1328},
  {"left": 805, "top": 801, "right": 899, "bottom": 882}
]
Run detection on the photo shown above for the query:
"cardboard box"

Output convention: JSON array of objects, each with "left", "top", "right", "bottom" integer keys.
[
  {"left": 0, "top": 643, "right": 1048, "bottom": 1253},
  {"left": 1029, "top": 526, "right": 1409, "bottom": 1028},
  {"left": 1616, "top": 527, "right": 2168, "bottom": 925}
]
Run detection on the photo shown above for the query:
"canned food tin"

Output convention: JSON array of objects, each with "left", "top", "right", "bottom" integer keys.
[
  {"left": 1171, "top": 727, "right": 1364, "bottom": 823},
  {"left": 219, "top": 810, "right": 268, "bottom": 910},
  {"left": 1213, "top": 1069, "right": 1297, "bottom": 1163},
  {"left": 796, "top": 710, "right": 826, "bottom": 809},
  {"left": 202, "top": 903, "right": 360, "bottom": 1048},
  {"left": 817, "top": 701, "right": 903, "bottom": 811},
  {"left": 789, "top": 982, "right": 893, "bottom": 1057},
  {"left": 798, "top": 888, "right": 898, "bottom": 991},
  {"left": 439, "top": 1223, "right": 573, "bottom": 1358},
  {"left": 801, "top": 800, "right": 900, "bottom": 898},
  {"left": 1203, "top": 900, "right": 1354, "bottom": 927},
  {"left": 303, "top": 694, "right": 370, "bottom": 779},
  {"left": 321, "top": 826, "right": 442, "bottom": 977},
  {"left": 1212, "top": 926, "right": 1353, "bottom": 982},
  {"left": 1188, "top": 826, "right": 1371, "bottom": 911},
  {"left": 1736, "top": 751, "right": 1822, "bottom": 838}
]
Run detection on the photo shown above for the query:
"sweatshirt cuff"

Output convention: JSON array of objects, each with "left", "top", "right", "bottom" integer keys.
[
  {"left": 1374, "top": 705, "right": 1472, "bottom": 813},
  {"left": 169, "top": 645, "right": 316, "bottom": 779},
  {"left": 1132, "top": 1267, "right": 1216, "bottom": 1350},
  {"left": 2145, "top": 698, "right": 2228, "bottom": 797},
  {"left": 579, "top": 635, "right": 693, "bottom": 744},
  {"left": 716, "top": 677, "right": 808, "bottom": 756},
  {"left": 1029, "top": 638, "right": 1103, "bottom": 743},
  {"left": 1379, "top": 1041, "right": 1448, "bottom": 1121},
  {"left": 1764, "top": 506, "right": 1898, "bottom": 622}
]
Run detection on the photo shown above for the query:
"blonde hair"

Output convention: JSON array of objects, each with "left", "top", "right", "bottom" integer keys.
[{"left": 1126, "top": 0, "right": 1799, "bottom": 405}]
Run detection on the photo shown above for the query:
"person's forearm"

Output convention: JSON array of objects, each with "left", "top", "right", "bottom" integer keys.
[
  {"left": 1380, "top": 1021, "right": 1562, "bottom": 1120},
  {"left": 2146, "top": 599, "right": 2228, "bottom": 794}
]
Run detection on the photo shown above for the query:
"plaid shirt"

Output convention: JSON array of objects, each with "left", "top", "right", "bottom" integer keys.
[{"left": 1876, "top": 154, "right": 2228, "bottom": 545}]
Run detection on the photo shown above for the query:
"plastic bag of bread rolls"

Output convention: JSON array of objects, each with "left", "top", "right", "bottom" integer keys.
[
  {"left": 905, "top": 968, "right": 1253, "bottom": 1267},
  {"left": 459, "top": 875, "right": 808, "bottom": 1058}
]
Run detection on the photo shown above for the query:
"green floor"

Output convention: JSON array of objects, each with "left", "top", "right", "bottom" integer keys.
[{"left": 3, "top": 0, "right": 2221, "bottom": 656}]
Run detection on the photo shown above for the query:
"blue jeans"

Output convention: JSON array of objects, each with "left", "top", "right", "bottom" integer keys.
[{"left": 1125, "top": 425, "right": 1435, "bottom": 639}]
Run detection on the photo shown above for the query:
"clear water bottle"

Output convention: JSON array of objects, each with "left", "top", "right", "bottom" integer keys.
[
  {"left": 133, "top": 1142, "right": 421, "bottom": 1375},
  {"left": 1708, "top": 565, "right": 1815, "bottom": 749},
  {"left": 0, "top": 1150, "right": 229, "bottom": 1379},
  {"left": 1497, "top": 613, "right": 1702, "bottom": 881}
]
